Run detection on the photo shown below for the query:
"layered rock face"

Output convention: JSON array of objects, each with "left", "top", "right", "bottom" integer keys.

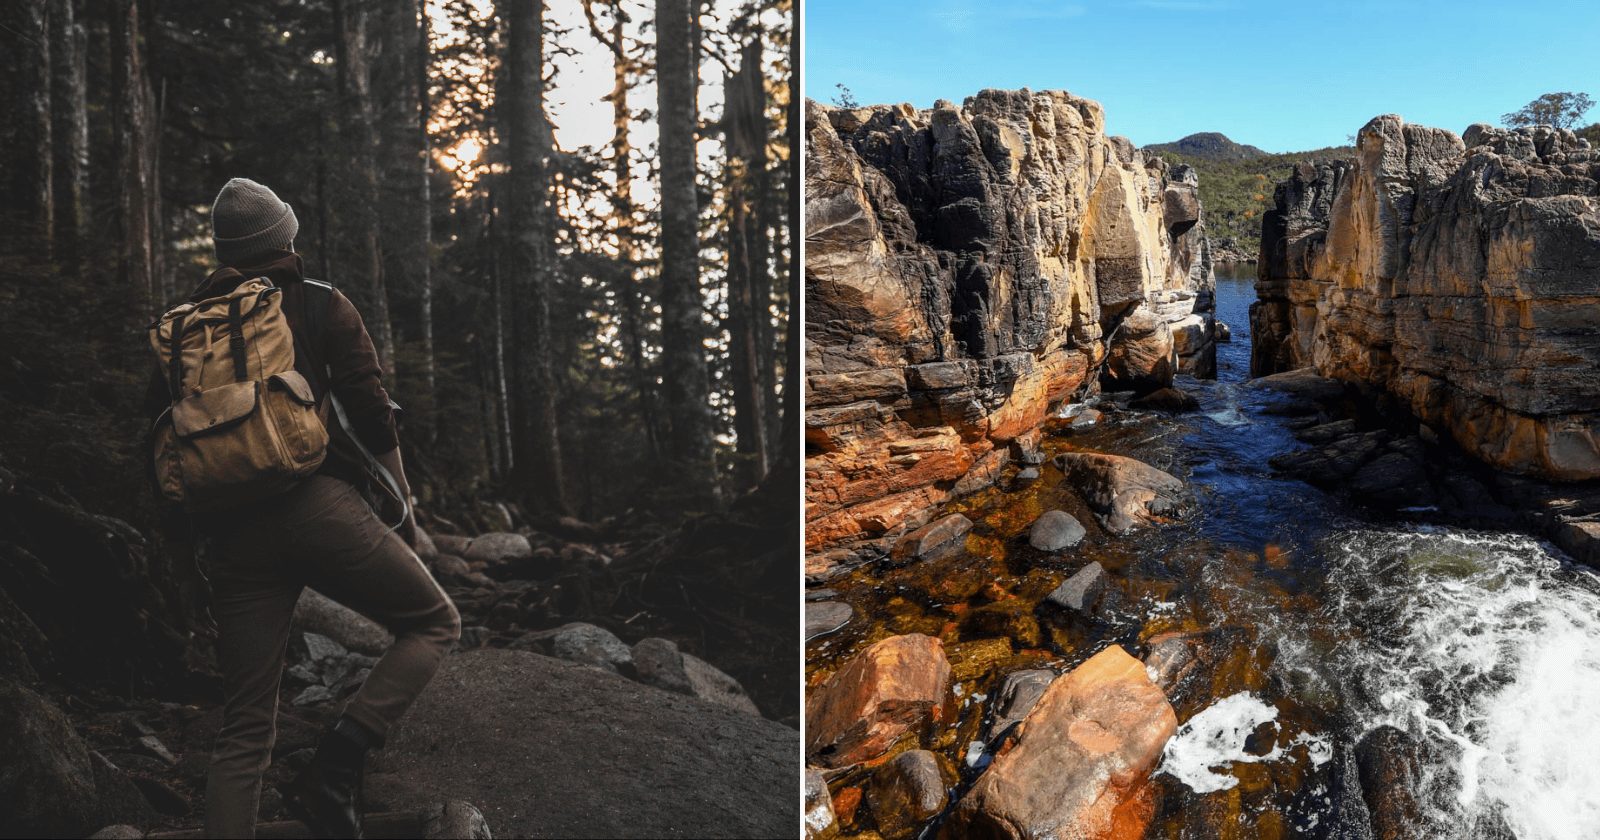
[
  {"left": 805, "top": 90, "right": 1215, "bottom": 557},
  {"left": 1253, "top": 116, "right": 1600, "bottom": 480}
]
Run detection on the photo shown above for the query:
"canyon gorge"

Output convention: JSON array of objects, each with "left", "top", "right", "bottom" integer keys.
[{"left": 805, "top": 88, "right": 1600, "bottom": 840}]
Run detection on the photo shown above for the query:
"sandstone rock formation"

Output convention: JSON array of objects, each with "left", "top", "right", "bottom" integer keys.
[
  {"left": 943, "top": 645, "right": 1178, "bottom": 839},
  {"left": 806, "top": 89, "right": 1216, "bottom": 559},
  {"left": 805, "top": 633, "right": 952, "bottom": 768},
  {"left": 1253, "top": 116, "right": 1600, "bottom": 480}
]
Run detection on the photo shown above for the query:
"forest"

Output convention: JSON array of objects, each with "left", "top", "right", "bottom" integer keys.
[{"left": 0, "top": 0, "right": 797, "bottom": 832}]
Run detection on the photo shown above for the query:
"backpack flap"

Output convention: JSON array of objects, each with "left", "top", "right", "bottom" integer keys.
[
  {"left": 171, "top": 381, "right": 259, "bottom": 438},
  {"left": 267, "top": 370, "right": 317, "bottom": 406}
]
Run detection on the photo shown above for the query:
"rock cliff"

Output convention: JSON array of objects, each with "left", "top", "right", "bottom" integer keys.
[
  {"left": 1253, "top": 116, "right": 1600, "bottom": 480},
  {"left": 805, "top": 89, "right": 1215, "bottom": 559}
]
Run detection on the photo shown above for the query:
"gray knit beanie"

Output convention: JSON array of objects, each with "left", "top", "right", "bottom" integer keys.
[{"left": 211, "top": 178, "right": 299, "bottom": 266}]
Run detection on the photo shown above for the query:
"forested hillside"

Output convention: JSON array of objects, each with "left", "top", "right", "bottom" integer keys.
[
  {"left": 1153, "top": 140, "right": 1352, "bottom": 261},
  {"left": 0, "top": 1, "right": 797, "bottom": 830}
]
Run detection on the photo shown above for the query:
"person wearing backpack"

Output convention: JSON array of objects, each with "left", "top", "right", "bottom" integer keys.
[{"left": 144, "top": 178, "right": 460, "bottom": 839}]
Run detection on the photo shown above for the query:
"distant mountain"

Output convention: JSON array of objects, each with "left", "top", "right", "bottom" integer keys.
[{"left": 1147, "top": 132, "right": 1268, "bottom": 162}]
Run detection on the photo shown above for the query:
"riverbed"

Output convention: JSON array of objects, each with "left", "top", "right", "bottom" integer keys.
[{"left": 807, "top": 262, "right": 1600, "bottom": 839}]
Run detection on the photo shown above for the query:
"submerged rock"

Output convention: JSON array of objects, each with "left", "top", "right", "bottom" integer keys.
[
  {"left": 1044, "top": 561, "right": 1109, "bottom": 615},
  {"left": 806, "top": 600, "right": 854, "bottom": 641},
  {"left": 806, "top": 634, "right": 952, "bottom": 768},
  {"left": 869, "top": 750, "right": 948, "bottom": 840},
  {"left": 944, "top": 645, "right": 1177, "bottom": 839},
  {"left": 1027, "top": 510, "right": 1086, "bottom": 552},
  {"left": 1129, "top": 387, "right": 1199, "bottom": 413},
  {"left": 804, "top": 768, "right": 839, "bottom": 840},
  {"left": 890, "top": 513, "right": 973, "bottom": 564},
  {"left": 1054, "top": 452, "right": 1188, "bottom": 534},
  {"left": 983, "top": 668, "right": 1057, "bottom": 743},
  {"left": 1354, "top": 726, "right": 1426, "bottom": 840}
]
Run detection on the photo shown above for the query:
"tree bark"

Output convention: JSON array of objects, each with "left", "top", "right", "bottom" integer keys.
[
  {"left": 656, "top": 0, "right": 717, "bottom": 498},
  {"left": 375, "top": 0, "right": 436, "bottom": 408},
  {"left": 724, "top": 37, "right": 772, "bottom": 488},
  {"left": 780, "top": 0, "right": 800, "bottom": 448},
  {"left": 50, "top": 0, "right": 89, "bottom": 260},
  {"left": 2, "top": 0, "right": 53, "bottom": 256},
  {"left": 334, "top": 0, "right": 397, "bottom": 373},
  {"left": 499, "top": 0, "right": 567, "bottom": 513},
  {"left": 110, "top": 0, "right": 157, "bottom": 303}
]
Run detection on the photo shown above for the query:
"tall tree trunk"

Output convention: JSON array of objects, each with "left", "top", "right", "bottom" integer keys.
[
  {"left": 588, "top": 0, "right": 662, "bottom": 460},
  {"left": 334, "top": 0, "right": 397, "bottom": 373},
  {"left": 50, "top": 0, "right": 89, "bottom": 260},
  {"left": 375, "top": 0, "right": 436, "bottom": 409},
  {"left": 656, "top": 0, "right": 717, "bottom": 498},
  {"left": 0, "top": 0, "right": 53, "bottom": 257},
  {"left": 724, "top": 37, "right": 771, "bottom": 488},
  {"left": 110, "top": 0, "right": 156, "bottom": 303},
  {"left": 499, "top": 0, "right": 566, "bottom": 513},
  {"left": 780, "top": 0, "right": 800, "bottom": 447}
]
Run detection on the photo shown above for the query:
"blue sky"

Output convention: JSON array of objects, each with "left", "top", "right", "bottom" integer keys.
[{"left": 804, "top": 0, "right": 1600, "bottom": 152}]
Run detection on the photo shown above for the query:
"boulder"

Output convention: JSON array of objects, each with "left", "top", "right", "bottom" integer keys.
[
  {"left": 944, "top": 646, "right": 1177, "bottom": 839},
  {"left": 983, "top": 668, "right": 1056, "bottom": 743},
  {"left": 464, "top": 532, "right": 532, "bottom": 566},
  {"left": 0, "top": 682, "right": 100, "bottom": 837},
  {"left": 413, "top": 528, "right": 439, "bottom": 563},
  {"left": 1103, "top": 305, "right": 1176, "bottom": 392},
  {"left": 1129, "top": 387, "right": 1199, "bottom": 413},
  {"left": 88, "top": 828, "right": 145, "bottom": 839},
  {"left": 628, "top": 637, "right": 760, "bottom": 716},
  {"left": 431, "top": 555, "right": 473, "bottom": 585},
  {"left": 433, "top": 533, "right": 473, "bottom": 556},
  {"left": 1054, "top": 452, "right": 1187, "bottom": 534},
  {"left": 513, "top": 623, "right": 633, "bottom": 675},
  {"left": 1012, "top": 467, "right": 1040, "bottom": 487},
  {"left": 889, "top": 513, "right": 972, "bottom": 564},
  {"left": 1044, "top": 561, "right": 1108, "bottom": 615},
  {"left": 1027, "top": 510, "right": 1085, "bottom": 552},
  {"left": 806, "top": 600, "right": 854, "bottom": 641},
  {"left": 293, "top": 589, "right": 392, "bottom": 657},
  {"left": 1355, "top": 726, "right": 1426, "bottom": 840},
  {"left": 421, "top": 800, "right": 494, "bottom": 839},
  {"left": 377, "top": 649, "right": 796, "bottom": 838},
  {"left": 806, "top": 634, "right": 952, "bottom": 768},
  {"left": 804, "top": 768, "right": 839, "bottom": 840},
  {"left": 868, "top": 750, "right": 948, "bottom": 840}
]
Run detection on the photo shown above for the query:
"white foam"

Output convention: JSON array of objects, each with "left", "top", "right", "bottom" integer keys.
[{"left": 1314, "top": 529, "right": 1600, "bottom": 839}]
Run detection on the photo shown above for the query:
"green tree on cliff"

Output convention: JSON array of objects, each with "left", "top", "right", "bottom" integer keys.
[{"left": 1502, "top": 91, "right": 1594, "bottom": 130}]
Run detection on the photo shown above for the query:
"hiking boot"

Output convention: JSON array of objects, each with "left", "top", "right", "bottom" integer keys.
[{"left": 283, "top": 717, "right": 372, "bottom": 839}]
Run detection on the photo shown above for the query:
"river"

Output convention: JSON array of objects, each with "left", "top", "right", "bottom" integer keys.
[{"left": 807, "top": 261, "right": 1600, "bottom": 839}]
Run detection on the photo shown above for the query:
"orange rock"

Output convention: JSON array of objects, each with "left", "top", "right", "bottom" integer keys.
[
  {"left": 805, "top": 634, "right": 953, "bottom": 769},
  {"left": 831, "top": 785, "right": 863, "bottom": 829},
  {"left": 944, "top": 645, "right": 1177, "bottom": 839}
]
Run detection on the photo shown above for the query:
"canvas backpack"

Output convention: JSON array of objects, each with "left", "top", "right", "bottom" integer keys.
[{"left": 148, "top": 277, "right": 329, "bottom": 510}]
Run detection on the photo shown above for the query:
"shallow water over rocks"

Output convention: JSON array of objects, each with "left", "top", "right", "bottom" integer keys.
[{"left": 807, "top": 265, "right": 1600, "bottom": 839}]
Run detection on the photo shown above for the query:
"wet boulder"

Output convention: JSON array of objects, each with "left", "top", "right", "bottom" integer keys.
[
  {"left": 1027, "top": 510, "right": 1085, "bottom": 552},
  {"left": 1129, "top": 387, "right": 1199, "bottom": 413},
  {"left": 806, "top": 600, "right": 854, "bottom": 641},
  {"left": 1355, "top": 726, "right": 1426, "bottom": 840},
  {"left": 806, "top": 634, "right": 952, "bottom": 768},
  {"left": 982, "top": 668, "right": 1056, "bottom": 743},
  {"left": 805, "top": 768, "right": 839, "bottom": 840},
  {"left": 1102, "top": 305, "right": 1176, "bottom": 393},
  {"left": 1054, "top": 452, "right": 1188, "bottom": 534},
  {"left": 1043, "top": 561, "right": 1108, "bottom": 615},
  {"left": 944, "top": 645, "right": 1177, "bottom": 839},
  {"left": 869, "top": 749, "right": 949, "bottom": 840},
  {"left": 890, "top": 514, "right": 973, "bottom": 564}
]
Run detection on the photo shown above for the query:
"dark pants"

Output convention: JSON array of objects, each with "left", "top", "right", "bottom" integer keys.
[{"left": 202, "top": 475, "right": 460, "bottom": 839}]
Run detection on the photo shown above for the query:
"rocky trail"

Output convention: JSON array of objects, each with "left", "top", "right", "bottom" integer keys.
[{"left": 0, "top": 460, "right": 798, "bottom": 838}]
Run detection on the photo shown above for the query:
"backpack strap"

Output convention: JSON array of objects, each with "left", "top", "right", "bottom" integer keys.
[
  {"left": 297, "top": 278, "right": 410, "bottom": 533},
  {"left": 166, "top": 312, "right": 187, "bottom": 399},
  {"left": 227, "top": 295, "right": 249, "bottom": 381}
]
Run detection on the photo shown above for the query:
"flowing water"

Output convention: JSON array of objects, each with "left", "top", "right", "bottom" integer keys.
[{"left": 808, "top": 262, "right": 1600, "bottom": 839}]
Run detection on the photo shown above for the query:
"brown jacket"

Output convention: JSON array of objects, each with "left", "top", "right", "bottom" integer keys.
[{"left": 145, "top": 251, "right": 399, "bottom": 492}]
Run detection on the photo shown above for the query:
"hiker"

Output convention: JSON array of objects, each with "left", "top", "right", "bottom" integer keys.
[{"left": 144, "top": 178, "right": 460, "bottom": 839}]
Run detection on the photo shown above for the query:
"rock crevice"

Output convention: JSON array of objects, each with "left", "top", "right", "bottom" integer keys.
[{"left": 806, "top": 89, "right": 1215, "bottom": 559}]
